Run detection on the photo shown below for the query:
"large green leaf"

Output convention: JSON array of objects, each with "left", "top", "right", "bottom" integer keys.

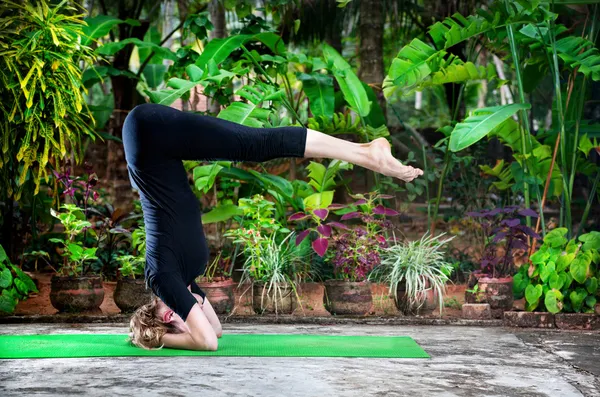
[
  {"left": 217, "top": 84, "right": 282, "bottom": 127},
  {"left": 569, "top": 288, "right": 588, "bottom": 312},
  {"left": 0, "top": 290, "right": 17, "bottom": 314},
  {"left": 361, "top": 82, "right": 386, "bottom": 128},
  {"left": 0, "top": 268, "right": 12, "bottom": 289},
  {"left": 217, "top": 102, "right": 265, "bottom": 128},
  {"left": 549, "top": 272, "right": 566, "bottom": 290},
  {"left": 322, "top": 43, "right": 371, "bottom": 117},
  {"left": 96, "top": 38, "right": 177, "bottom": 61},
  {"left": 555, "top": 36, "right": 600, "bottom": 81},
  {"left": 570, "top": 252, "right": 591, "bottom": 284},
  {"left": 543, "top": 227, "right": 569, "bottom": 248},
  {"left": 195, "top": 35, "right": 251, "bottom": 69},
  {"left": 202, "top": 204, "right": 243, "bottom": 224},
  {"left": 544, "top": 289, "right": 563, "bottom": 314},
  {"left": 428, "top": 11, "right": 501, "bottom": 50},
  {"left": 525, "top": 283, "right": 543, "bottom": 310},
  {"left": 249, "top": 171, "right": 295, "bottom": 200},
  {"left": 138, "top": 27, "right": 162, "bottom": 64},
  {"left": 429, "top": 61, "right": 496, "bottom": 87},
  {"left": 585, "top": 277, "right": 598, "bottom": 294},
  {"left": 0, "top": 244, "right": 7, "bottom": 263},
  {"left": 253, "top": 32, "right": 286, "bottom": 55},
  {"left": 306, "top": 160, "right": 345, "bottom": 193},
  {"left": 449, "top": 104, "right": 530, "bottom": 152},
  {"left": 81, "top": 16, "right": 123, "bottom": 46},
  {"left": 143, "top": 64, "right": 167, "bottom": 90},
  {"left": 579, "top": 231, "right": 600, "bottom": 251},
  {"left": 556, "top": 253, "right": 575, "bottom": 272},
  {"left": 539, "top": 261, "right": 556, "bottom": 283},
  {"left": 145, "top": 78, "right": 200, "bottom": 106},
  {"left": 297, "top": 73, "right": 334, "bottom": 118},
  {"left": 193, "top": 163, "right": 224, "bottom": 194},
  {"left": 11, "top": 264, "right": 37, "bottom": 294},
  {"left": 384, "top": 38, "right": 438, "bottom": 95},
  {"left": 303, "top": 191, "right": 334, "bottom": 211}
]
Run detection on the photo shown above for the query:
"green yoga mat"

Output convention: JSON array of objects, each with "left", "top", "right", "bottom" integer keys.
[{"left": 0, "top": 334, "right": 429, "bottom": 359}]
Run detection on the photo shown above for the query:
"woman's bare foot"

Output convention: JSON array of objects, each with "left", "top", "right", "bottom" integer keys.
[{"left": 366, "top": 138, "right": 423, "bottom": 182}]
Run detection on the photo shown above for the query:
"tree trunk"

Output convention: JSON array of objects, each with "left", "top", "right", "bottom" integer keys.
[
  {"left": 358, "top": 0, "right": 386, "bottom": 119},
  {"left": 207, "top": 0, "right": 227, "bottom": 115},
  {"left": 105, "top": 5, "right": 150, "bottom": 210}
]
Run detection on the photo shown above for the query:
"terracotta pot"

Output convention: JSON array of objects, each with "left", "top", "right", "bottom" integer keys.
[
  {"left": 477, "top": 276, "right": 514, "bottom": 318},
  {"left": 252, "top": 282, "right": 295, "bottom": 314},
  {"left": 196, "top": 278, "right": 235, "bottom": 314},
  {"left": 324, "top": 280, "right": 372, "bottom": 316},
  {"left": 113, "top": 277, "right": 153, "bottom": 313},
  {"left": 394, "top": 282, "right": 437, "bottom": 314},
  {"left": 50, "top": 275, "right": 105, "bottom": 312}
]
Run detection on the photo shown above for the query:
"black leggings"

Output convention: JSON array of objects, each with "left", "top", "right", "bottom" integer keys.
[{"left": 122, "top": 103, "right": 307, "bottom": 321}]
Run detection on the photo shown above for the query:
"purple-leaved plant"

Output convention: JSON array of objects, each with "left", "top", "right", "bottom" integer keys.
[
  {"left": 289, "top": 191, "right": 399, "bottom": 281},
  {"left": 467, "top": 206, "right": 540, "bottom": 278}
]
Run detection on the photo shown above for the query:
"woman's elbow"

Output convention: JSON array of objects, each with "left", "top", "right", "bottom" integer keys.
[
  {"left": 202, "top": 338, "right": 218, "bottom": 351},
  {"left": 192, "top": 334, "right": 218, "bottom": 351}
]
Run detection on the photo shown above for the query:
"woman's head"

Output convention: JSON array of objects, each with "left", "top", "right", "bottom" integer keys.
[{"left": 129, "top": 296, "right": 186, "bottom": 349}]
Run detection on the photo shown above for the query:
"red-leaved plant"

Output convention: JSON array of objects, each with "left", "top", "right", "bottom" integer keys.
[{"left": 288, "top": 192, "right": 400, "bottom": 263}]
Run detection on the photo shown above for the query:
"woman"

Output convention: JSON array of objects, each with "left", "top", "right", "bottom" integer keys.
[{"left": 124, "top": 103, "right": 422, "bottom": 351}]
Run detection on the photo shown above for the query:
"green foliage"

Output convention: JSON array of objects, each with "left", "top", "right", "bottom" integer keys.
[
  {"left": 302, "top": 160, "right": 350, "bottom": 211},
  {"left": 297, "top": 72, "right": 334, "bottom": 118},
  {"left": 81, "top": 15, "right": 139, "bottom": 46},
  {"left": 554, "top": 36, "right": 600, "bottom": 81},
  {"left": 322, "top": 43, "right": 372, "bottom": 117},
  {"left": 218, "top": 82, "right": 285, "bottom": 127},
  {"left": 116, "top": 255, "right": 144, "bottom": 279},
  {"left": 0, "top": 0, "right": 97, "bottom": 199},
  {"left": 449, "top": 104, "right": 530, "bottom": 152},
  {"left": 0, "top": 244, "right": 38, "bottom": 314},
  {"left": 514, "top": 228, "right": 600, "bottom": 314},
  {"left": 370, "top": 233, "right": 455, "bottom": 315},
  {"left": 49, "top": 204, "right": 98, "bottom": 277}
]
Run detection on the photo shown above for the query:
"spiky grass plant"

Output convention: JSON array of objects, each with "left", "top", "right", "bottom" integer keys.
[
  {"left": 370, "top": 233, "right": 455, "bottom": 315},
  {"left": 239, "top": 232, "right": 310, "bottom": 314}
]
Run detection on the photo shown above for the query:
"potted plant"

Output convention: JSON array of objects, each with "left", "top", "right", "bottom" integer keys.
[
  {"left": 48, "top": 204, "right": 104, "bottom": 312},
  {"left": 195, "top": 251, "right": 236, "bottom": 314},
  {"left": 226, "top": 195, "right": 307, "bottom": 314},
  {"left": 113, "top": 223, "right": 152, "bottom": 313},
  {"left": 370, "top": 233, "right": 455, "bottom": 315},
  {"left": 466, "top": 206, "right": 540, "bottom": 317},
  {"left": 290, "top": 191, "right": 398, "bottom": 315}
]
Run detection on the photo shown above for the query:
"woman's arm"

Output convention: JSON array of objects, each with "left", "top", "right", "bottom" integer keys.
[
  {"left": 191, "top": 293, "right": 223, "bottom": 338},
  {"left": 160, "top": 303, "right": 218, "bottom": 351}
]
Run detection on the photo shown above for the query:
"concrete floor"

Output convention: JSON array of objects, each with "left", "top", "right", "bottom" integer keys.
[{"left": 0, "top": 324, "right": 599, "bottom": 397}]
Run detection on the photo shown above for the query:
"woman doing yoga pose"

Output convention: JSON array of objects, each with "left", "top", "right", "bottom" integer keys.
[{"left": 124, "top": 103, "right": 422, "bottom": 350}]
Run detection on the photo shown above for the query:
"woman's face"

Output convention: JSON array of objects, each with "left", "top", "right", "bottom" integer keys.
[{"left": 156, "top": 300, "right": 189, "bottom": 334}]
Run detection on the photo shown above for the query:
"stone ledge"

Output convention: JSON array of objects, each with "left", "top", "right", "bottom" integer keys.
[
  {"left": 504, "top": 311, "right": 555, "bottom": 328},
  {"left": 555, "top": 313, "right": 600, "bottom": 330},
  {"left": 0, "top": 313, "right": 504, "bottom": 327}
]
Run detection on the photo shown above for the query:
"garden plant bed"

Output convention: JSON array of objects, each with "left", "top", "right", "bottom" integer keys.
[{"left": 4, "top": 272, "right": 471, "bottom": 322}]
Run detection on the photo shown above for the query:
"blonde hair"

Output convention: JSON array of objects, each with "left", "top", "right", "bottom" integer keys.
[{"left": 128, "top": 296, "right": 178, "bottom": 350}]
